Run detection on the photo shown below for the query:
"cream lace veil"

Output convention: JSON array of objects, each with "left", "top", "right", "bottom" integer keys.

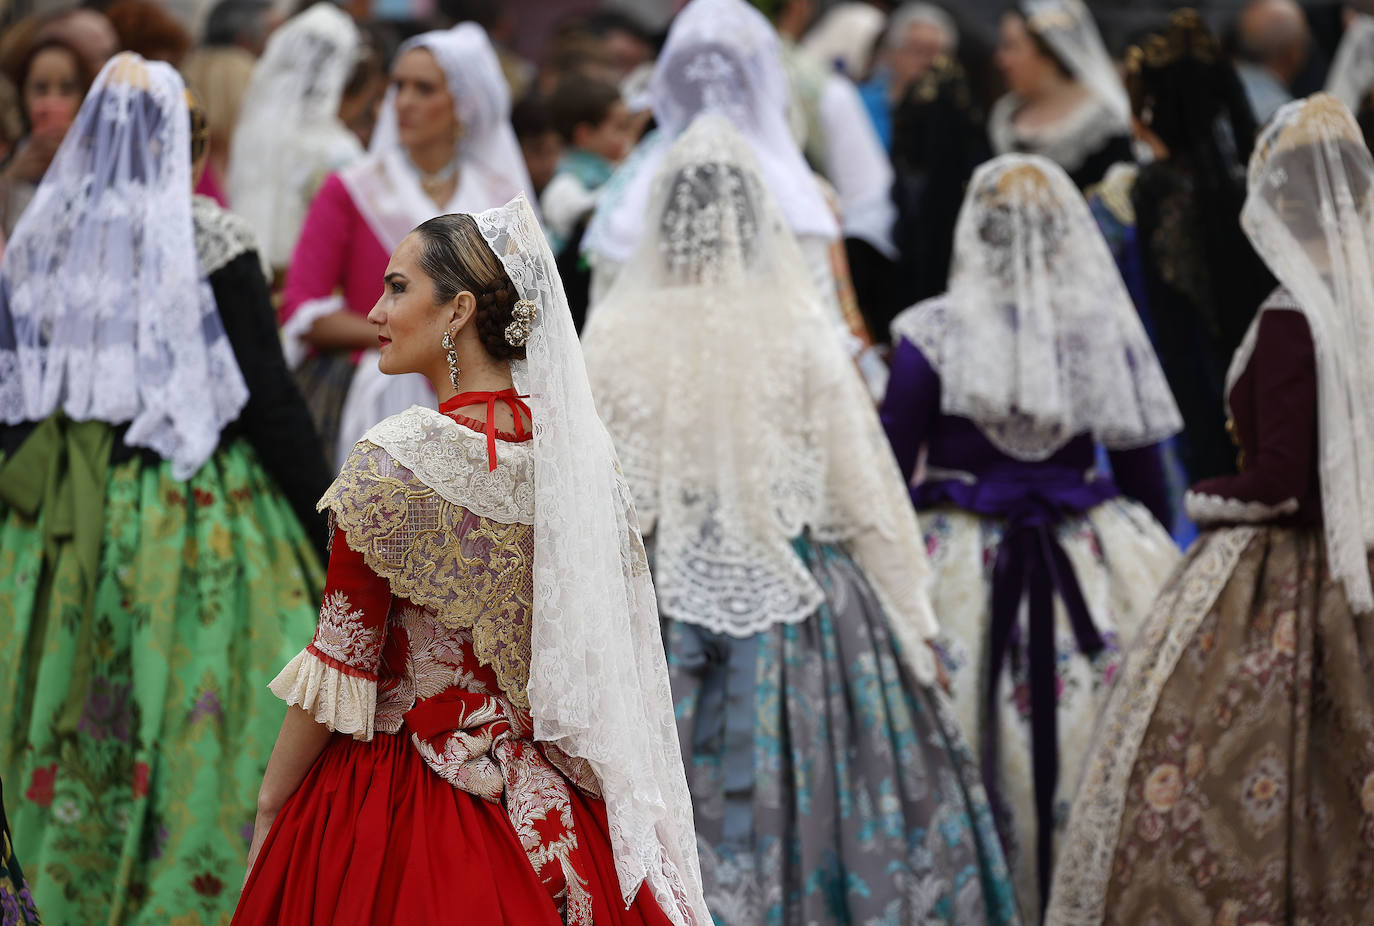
[
  {"left": 581, "top": 0, "right": 838, "bottom": 267},
  {"left": 891, "top": 153, "right": 1181, "bottom": 460},
  {"left": 1238, "top": 93, "right": 1374, "bottom": 611},
  {"left": 472, "top": 195, "right": 710, "bottom": 926},
  {"left": 227, "top": 2, "right": 363, "bottom": 269},
  {"left": 0, "top": 53, "right": 247, "bottom": 479},
  {"left": 582, "top": 115, "right": 938, "bottom": 679}
]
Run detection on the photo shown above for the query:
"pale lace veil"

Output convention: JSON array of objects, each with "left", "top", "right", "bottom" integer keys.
[
  {"left": 358, "top": 22, "right": 532, "bottom": 250},
  {"left": 581, "top": 0, "right": 838, "bottom": 266},
  {"left": 892, "top": 153, "right": 1182, "bottom": 459},
  {"left": 1325, "top": 14, "right": 1374, "bottom": 113},
  {"left": 227, "top": 2, "right": 364, "bottom": 268},
  {"left": 583, "top": 115, "right": 938, "bottom": 681},
  {"left": 1022, "top": 0, "right": 1130, "bottom": 125},
  {"left": 1238, "top": 93, "right": 1374, "bottom": 611},
  {"left": 0, "top": 53, "right": 248, "bottom": 479},
  {"left": 470, "top": 195, "right": 710, "bottom": 926}
]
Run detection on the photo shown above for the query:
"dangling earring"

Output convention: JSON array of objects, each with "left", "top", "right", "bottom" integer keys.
[{"left": 442, "top": 330, "right": 460, "bottom": 391}]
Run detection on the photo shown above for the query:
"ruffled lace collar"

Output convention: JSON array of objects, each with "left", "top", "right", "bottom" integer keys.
[{"left": 360, "top": 405, "right": 534, "bottom": 525}]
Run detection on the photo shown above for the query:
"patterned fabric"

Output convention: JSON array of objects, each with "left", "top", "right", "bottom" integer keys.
[
  {"left": 269, "top": 530, "right": 606, "bottom": 922},
  {"left": 1, "top": 779, "right": 40, "bottom": 925},
  {"left": 0, "top": 438, "right": 324, "bottom": 925},
  {"left": 314, "top": 430, "right": 536, "bottom": 708},
  {"left": 921, "top": 500, "right": 1179, "bottom": 920},
  {"left": 665, "top": 536, "right": 1021, "bottom": 926},
  {"left": 292, "top": 352, "right": 356, "bottom": 466},
  {"left": 1049, "top": 527, "right": 1374, "bottom": 923}
]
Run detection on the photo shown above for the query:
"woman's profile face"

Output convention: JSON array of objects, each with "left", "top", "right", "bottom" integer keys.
[
  {"left": 391, "top": 48, "right": 457, "bottom": 154},
  {"left": 996, "top": 13, "right": 1051, "bottom": 98},
  {"left": 369, "top": 233, "right": 455, "bottom": 380}
]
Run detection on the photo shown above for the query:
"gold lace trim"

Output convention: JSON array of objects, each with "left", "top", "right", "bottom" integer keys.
[{"left": 321, "top": 441, "right": 535, "bottom": 709}]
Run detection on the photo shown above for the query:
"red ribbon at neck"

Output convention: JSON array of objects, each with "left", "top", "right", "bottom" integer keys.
[{"left": 442, "top": 389, "right": 531, "bottom": 471}]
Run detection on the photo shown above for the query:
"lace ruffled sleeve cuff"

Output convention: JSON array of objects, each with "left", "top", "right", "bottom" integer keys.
[
  {"left": 269, "top": 647, "right": 377, "bottom": 741},
  {"left": 280, "top": 294, "right": 345, "bottom": 370},
  {"left": 1184, "top": 490, "right": 1300, "bottom": 526}
]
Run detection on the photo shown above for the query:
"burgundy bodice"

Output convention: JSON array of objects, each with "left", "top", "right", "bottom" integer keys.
[{"left": 1190, "top": 306, "right": 1320, "bottom": 523}]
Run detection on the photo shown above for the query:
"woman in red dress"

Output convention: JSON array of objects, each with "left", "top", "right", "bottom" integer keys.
[{"left": 233, "top": 195, "right": 709, "bottom": 925}]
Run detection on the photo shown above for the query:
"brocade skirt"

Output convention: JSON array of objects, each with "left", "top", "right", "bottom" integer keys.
[
  {"left": 0, "top": 438, "right": 323, "bottom": 925},
  {"left": 664, "top": 536, "right": 1022, "bottom": 926},
  {"left": 921, "top": 499, "right": 1179, "bottom": 920},
  {"left": 1047, "top": 525, "right": 1374, "bottom": 924}
]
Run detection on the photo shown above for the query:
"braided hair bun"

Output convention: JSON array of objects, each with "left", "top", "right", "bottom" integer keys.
[{"left": 413, "top": 213, "right": 527, "bottom": 361}]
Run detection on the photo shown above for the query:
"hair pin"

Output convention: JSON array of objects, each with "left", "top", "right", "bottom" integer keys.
[{"left": 505, "top": 299, "right": 537, "bottom": 347}]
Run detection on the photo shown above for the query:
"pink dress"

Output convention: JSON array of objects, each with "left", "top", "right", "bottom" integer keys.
[
  {"left": 283, "top": 172, "right": 389, "bottom": 334},
  {"left": 278, "top": 172, "right": 390, "bottom": 459}
]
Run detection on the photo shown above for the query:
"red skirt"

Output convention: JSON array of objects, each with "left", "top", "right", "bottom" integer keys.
[{"left": 232, "top": 729, "right": 675, "bottom": 925}]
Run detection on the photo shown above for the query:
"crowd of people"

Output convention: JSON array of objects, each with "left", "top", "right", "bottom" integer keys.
[{"left": 0, "top": 0, "right": 1373, "bottom": 923}]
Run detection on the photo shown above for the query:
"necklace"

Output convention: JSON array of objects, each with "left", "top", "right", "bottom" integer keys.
[{"left": 406, "top": 149, "right": 460, "bottom": 193}]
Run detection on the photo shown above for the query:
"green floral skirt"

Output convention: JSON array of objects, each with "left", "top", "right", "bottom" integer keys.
[{"left": 0, "top": 438, "right": 324, "bottom": 925}]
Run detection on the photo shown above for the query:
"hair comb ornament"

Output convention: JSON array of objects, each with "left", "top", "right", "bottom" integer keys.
[{"left": 505, "top": 299, "right": 537, "bottom": 347}]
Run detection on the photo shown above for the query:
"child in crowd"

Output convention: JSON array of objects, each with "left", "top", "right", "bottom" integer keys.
[
  {"left": 511, "top": 93, "right": 562, "bottom": 197},
  {"left": 541, "top": 73, "right": 633, "bottom": 254}
]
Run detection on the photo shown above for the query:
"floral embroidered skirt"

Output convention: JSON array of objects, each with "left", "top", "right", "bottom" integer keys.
[
  {"left": 663, "top": 537, "right": 1022, "bottom": 926},
  {"left": 921, "top": 499, "right": 1179, "bottom": 920},
  {"left": 231, "top": 726, "right": 674, "bottom": 925},
  {"left": 1, "top": 778, "right": 40, "bottom": 925},
  {"left": 0, "top": 439, "right": 323, "bottom": 925},
  {"left": 1047, "top": 525, "right": 1374, "bottom": 924}
]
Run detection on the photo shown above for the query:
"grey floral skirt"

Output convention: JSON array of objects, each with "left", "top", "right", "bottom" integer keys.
[{"left": 662, "top": 536, "right": 1022, "bottom": 925}]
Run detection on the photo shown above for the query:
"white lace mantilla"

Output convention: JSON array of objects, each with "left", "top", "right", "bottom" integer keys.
[
  {"left": 1239, "top": 97, "right": 1374, "bottom": 612},
  {"left": 358, "top": 406, "right": 535, "bottom": 525},
  {"left": 0, "top": 55, "right": 249, "bottom": 480},
  {"left": 472, "top": 194, "right": 711, "bottom": 926},
  {"left": 583, "top": 117, "right": 939, "bottom": 664},
  {"left": 191, "top": 194, "right": 262, "bottom": 276},
  {"left": 890, "top": 155, "right": 1181, "bottom": 460}
]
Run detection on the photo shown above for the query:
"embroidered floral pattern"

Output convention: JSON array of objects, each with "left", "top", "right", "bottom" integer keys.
[
  {"left": 0, "top": 444, "right": 324, "bottom": 923},
  {"left": 321, "top": 440, "right": 538, "bottom": 708},
  {"left": 923, "top": 499, "right": 1178, "bottom": 918},
  {"left": 395, "top": 623, "right": 601, "bottom": 925},
  {"left": 1052, "top": 527, "right": 1374, "bottom": 924},
  {"left": 1238, "top": 751, "right": 1287, "bottom": 835},
  {"left": 311, "top": 590, "right": 384, "bottom": 670},
  {"left": 282, "top": 507, "right": 608, "bottom": 925}
]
